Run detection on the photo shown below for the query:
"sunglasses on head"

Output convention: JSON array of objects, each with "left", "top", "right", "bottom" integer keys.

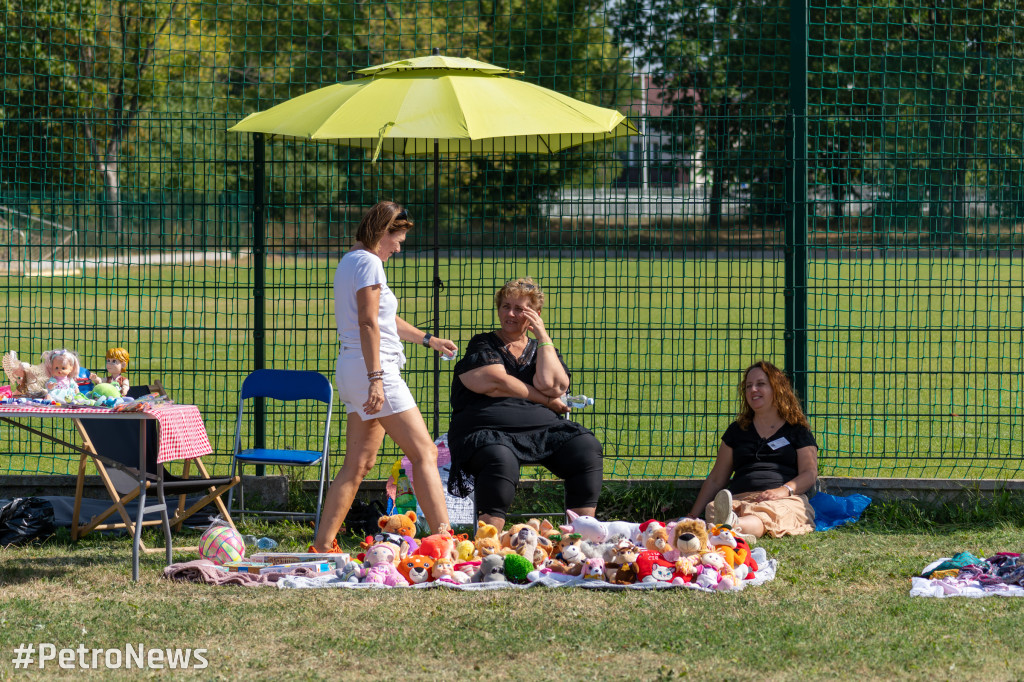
[{"left": 394, "top": 209, "right": 409, "bottom": 222}]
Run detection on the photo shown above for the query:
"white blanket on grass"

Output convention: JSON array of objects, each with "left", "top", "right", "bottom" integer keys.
[{"left": 277, "top": 548, "right": 777, "bottom": 592}]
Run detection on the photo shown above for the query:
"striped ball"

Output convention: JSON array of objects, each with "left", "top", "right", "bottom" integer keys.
[{"left": 199, "top": 525, "right": 245, "bottom": 565}]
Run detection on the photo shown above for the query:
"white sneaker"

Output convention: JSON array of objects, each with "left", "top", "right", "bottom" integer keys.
[{"left": 712, "top": 489, "right": 737, "bottom": 527}]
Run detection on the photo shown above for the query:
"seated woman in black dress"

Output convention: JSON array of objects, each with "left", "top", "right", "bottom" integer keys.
[
  {"left": 688, "top": 360, "right": 818, "bottom": 542},
  {"left": 446, "top": 277, "right": 603, "bottom": 533}
]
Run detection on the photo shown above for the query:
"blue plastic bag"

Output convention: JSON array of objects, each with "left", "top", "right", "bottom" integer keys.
[{"left": 810, "top": 492, "right": 872, "bottom": 531}]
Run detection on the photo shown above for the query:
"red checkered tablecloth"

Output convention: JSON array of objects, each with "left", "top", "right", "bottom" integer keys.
[
  {"left": 139, "top": 403, "right": 213, "bottom": 463},
  {"left": 0, "top": 402, "right": 212, "bottom": 463}
]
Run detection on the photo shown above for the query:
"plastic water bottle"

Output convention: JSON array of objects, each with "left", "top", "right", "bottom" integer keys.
[
  {"left": 256, "top": 537, "right": 278, "bottom": 551},
  {"left": 394, "top": 468, "right": 418, "bottom": 515},
  {"left": 562, "top": 394, "right": 595, "bottom": 409}
]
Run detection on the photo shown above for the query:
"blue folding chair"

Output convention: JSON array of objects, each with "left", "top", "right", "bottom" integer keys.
[{"left": 227, "top": 369, "right": 333, "bottom": 534}]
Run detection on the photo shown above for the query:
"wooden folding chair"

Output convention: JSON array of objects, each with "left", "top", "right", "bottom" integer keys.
[{"left": 71, "top": 383, "right": 240, "bottom": 555}]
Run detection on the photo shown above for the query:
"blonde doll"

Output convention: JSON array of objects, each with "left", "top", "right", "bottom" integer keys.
[
  {"left": 42, "top": 349, "right": 82, "bottom": 401},
  {"left": 90, "top": 347, "right": 130, "bottom": 397}
]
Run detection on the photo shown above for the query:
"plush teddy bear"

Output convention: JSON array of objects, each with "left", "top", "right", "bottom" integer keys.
[
  {"left": 397, "top": 554, "right": 435, "bottom": 585},
  {"left": 471, "top": 553, "right": 506, "bottom": 583},
  {"left": 644, "top": 526, "right": 672, "bottom": 555},
  {"left": 637, "top": 519, "right": 666, "bottom": 549},
  {"left": 378, "top": 511, "right": 418, "bottom": 539},
  {"left": 670, "top": 518, "right": 710, "bottom": 564}
]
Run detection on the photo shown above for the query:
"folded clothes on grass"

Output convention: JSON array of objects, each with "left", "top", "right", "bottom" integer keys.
[{"left": 910, "top": 552, "right": 1024, "bottom": 598}]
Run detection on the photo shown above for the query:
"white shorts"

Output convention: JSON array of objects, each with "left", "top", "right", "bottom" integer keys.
[{"left": 335, "top": 348, "right": 417, "bottom": 421}]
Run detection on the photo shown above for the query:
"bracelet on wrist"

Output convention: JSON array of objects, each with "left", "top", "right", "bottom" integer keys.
[
  {"left": 538, "top": 342, "right": 555, "bottom": 348},
  {"left": 368, "top": 376, "right": 383, "bottom": 383},
  {"left": 367, "top": 369, "right": 385, "bottom": 379},
  {"left": 783, "top": 483, "right": 795, "bottom": 496}
]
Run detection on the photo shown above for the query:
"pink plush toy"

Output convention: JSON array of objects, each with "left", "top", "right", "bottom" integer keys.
[
  {"left": 695, "top": 551, "right": 736, "bottom": 591},
  {"left": 581, "top": 556, "right": 606, "bottom": 581}
]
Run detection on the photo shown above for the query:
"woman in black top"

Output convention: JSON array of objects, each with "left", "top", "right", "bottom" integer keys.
[
  {"left": 689, "top": 360, "right": 818, "bottom": 541},
  {"left": 447, "top": 278, "right": 603, "bottom": 533}
]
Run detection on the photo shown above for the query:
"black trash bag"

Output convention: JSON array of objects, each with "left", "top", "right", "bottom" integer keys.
[
  {"left": 0, "top": 497, "right": 56, "bottom": 547},
  {"left": 342, "top": 498, "right": 387, "bottom": 539}
]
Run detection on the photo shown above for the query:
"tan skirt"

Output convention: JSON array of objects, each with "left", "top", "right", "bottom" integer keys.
[{"left": 706, "top": 491, "right": 815, "bottom": 538}]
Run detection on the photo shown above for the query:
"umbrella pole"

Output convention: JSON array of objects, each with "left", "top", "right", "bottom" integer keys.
[{"left": 432, "top": 139, "right": 440, "bottom": 440}]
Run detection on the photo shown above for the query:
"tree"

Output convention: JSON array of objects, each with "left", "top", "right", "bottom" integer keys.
[{"left": 1, "top": 0, "right": 203, "bottom": 242}]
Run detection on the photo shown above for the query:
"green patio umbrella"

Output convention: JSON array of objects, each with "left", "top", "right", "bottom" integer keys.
[{"left": 229, "top": 52, "right": 638, "bottom": 435}]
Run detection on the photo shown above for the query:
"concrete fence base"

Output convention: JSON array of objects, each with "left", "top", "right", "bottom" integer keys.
[{"left": 5, "top": 475, "right": 1022, "bottom": 514}]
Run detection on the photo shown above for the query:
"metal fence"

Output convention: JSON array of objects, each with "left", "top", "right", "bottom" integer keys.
[{"left": 1, "top": 0, "right": 1021, "bottom": 484}]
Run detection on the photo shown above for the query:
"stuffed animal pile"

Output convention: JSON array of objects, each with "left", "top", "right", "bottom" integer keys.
[{"left": 333, "top": 512, "right": 761, "bottom": 590}]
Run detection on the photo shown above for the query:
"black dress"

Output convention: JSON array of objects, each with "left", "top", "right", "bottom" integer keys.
[{"left": 447, "top": 332, "right": 595, "bottom": 498}]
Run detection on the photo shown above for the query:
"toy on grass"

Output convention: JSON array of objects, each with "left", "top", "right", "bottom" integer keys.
[
  {"left": 378, "top": 511, "right": 418, "bottom": 541},
  {"left": 559, "top": 510, "right": 642, "bottom": 545},
  {"left": 607, "top": 540, "right": 642, "bottom": 584},
  {"left": 431, "top": 557, "right": 468, "bottom": 584},
  {"left": 695, "top": 550, "right": 737, "bottom": 591},
  {"left": 503, "top": 553, "right": 534, "bottom": 584},
  {"left": 41, "top": 349, "right": 82, "bottom": 401},
  {"left": 357, "top": 542, "right": 408, "bottom": 586},
  {"left": 670, "top": 518, "right": 710, "bottom": 564},
  {"left": 413, "top": 532, "right": 455, "bottom": 561},
  {"left": 581, "top": 556, "right": 606, "bottom": 581},
  {"left": 397, "top": 554, "right": 435, "bottom": 585},
  {"left": 552, "top": 533, "right": 585, "bottom": 574},
  {"left": 638, "top": 519, "right": 666, "bottom": 549},
  {"left": 471, "top": 554, "right": 506, "bottom": 583},
  {"left": 455, "top": 536, "right": 476, "bottom": 562},
  {"left": 89, "top": 347, "right": 130, "bottom": 397},
  {"left": 474, "top": 520, "right": 501, "bottom": 558},
  {"left": 502, "top": 523, "right": 541, "bottom": 566},
  {"left": 636, "top": 550, "right": 676, "bottom": 584},
  {"left": 707, "top": 524, "right": 758, "bottom": 580},
  {"left": 199, "top": 525, "right": 246, "bottom": 565},
  {"left": 644, "top": 526, "right": 671, "bottom": 555}
]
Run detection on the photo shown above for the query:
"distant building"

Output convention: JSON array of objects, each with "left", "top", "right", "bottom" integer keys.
[{"left": 614, "top": 78, "right": 702, "bottom": 189}]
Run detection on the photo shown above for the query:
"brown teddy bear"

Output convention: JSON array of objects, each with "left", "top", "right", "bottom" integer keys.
[{"left": 378, "top": 511, "right": 418, "bottom": 539}]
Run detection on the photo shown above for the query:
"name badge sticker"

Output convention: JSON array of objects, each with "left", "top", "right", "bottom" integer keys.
[{"left": 767, "top": 437, "right": 791, "bottom": 450}]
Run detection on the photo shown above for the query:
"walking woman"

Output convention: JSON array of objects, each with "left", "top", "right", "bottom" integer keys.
[{"left": 311, "top": 201, "right": 458, "bottom": 552}]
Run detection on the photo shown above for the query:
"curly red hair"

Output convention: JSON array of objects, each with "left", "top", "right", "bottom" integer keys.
[{"left": 736, "top": 360, "right": 809, "bottom": 430}]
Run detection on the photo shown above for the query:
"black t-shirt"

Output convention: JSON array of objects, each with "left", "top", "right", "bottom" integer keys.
[
  {"left": 721, "top": 420, "right": 817, "bottom": 495},
  {"left": 446, "top": 332, "right": 592, "bottom": 497}
]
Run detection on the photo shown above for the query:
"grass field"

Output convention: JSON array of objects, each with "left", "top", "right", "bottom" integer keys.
[
  {"left": 1, "top": 502, "right": 1024, "bottom": 680},
  {"left": 2, "top": 255, "right": 1022, "bottom": 484}
]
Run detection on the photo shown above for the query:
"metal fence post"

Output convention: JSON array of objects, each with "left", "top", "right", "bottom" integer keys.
[
  {"left": 252, "top": 133, "right": 267, "bottom": 471},
  {"left": 786, "top": 0, "right": 809, "bottom": 400}
]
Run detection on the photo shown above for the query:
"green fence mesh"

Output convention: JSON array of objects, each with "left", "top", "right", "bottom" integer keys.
[{"left": 1, "top": 0, "right": 1021, "bottom": 488}]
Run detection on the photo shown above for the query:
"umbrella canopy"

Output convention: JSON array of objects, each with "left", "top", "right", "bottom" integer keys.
[{"left": 228, "top": 54, "right": 637, "bottom": 154}]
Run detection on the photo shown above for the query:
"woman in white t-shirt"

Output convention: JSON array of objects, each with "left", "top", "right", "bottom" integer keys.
[{"left": 311, "top": 201, "right": 458, "bottom": 552}]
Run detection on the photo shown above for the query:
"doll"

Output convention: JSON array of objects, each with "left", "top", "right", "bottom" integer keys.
[
  {"left": 90, "top": 347, "right": 130, "bottom": 397},
  {"left": 42, "top": 349, "right": 82, "bottom": 401}
]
